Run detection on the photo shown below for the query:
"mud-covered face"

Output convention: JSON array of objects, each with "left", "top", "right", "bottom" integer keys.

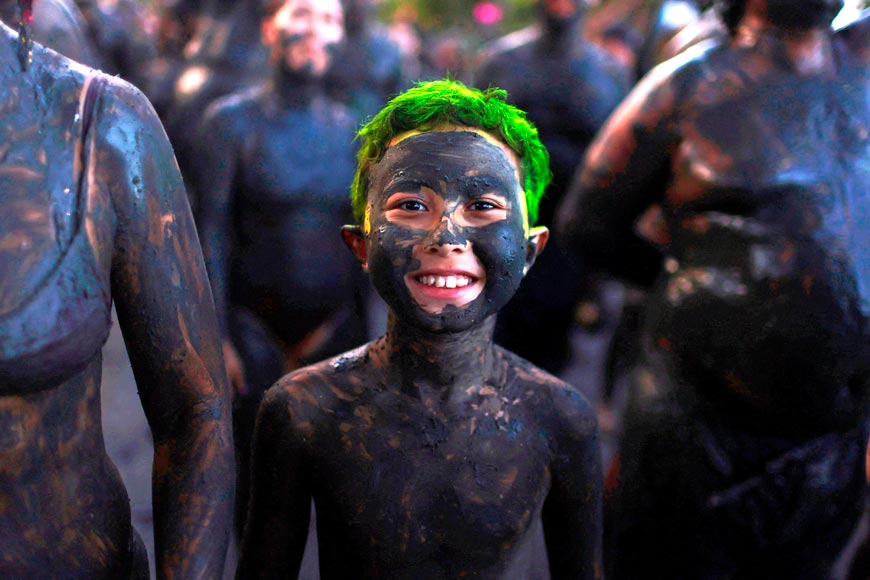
[
  {"left": 263, "top": 0, "right": 344, "bottom": 77},
  {"left": 765, "top": 0, "right": 844, "bottom": 29},
  {"left": 539, "top": 0, "right": 582, "bottom": 29},
  {"left": 362, "top": 131, "right": 538, "bottom": 333}
]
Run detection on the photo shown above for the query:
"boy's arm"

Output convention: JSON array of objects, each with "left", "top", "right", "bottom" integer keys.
[
  {"left": 236, "top": 382, "right": 313, "bottom": 578},
  {"left": 541, "top": 386, "right": 603, "bottom": 580}
]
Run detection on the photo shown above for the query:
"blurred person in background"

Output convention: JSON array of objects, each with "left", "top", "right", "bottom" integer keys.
[
  {"left": 557, "top": 0, "right": 870, "bottom": 577},
  {"left": 192, "top": 0, "right": 368, "bottom": 542},
  {"left": 75, "top": 0, "right": 157, "bottom": 91},
  {"left": 162, "top": 0, "right": 268, "bottom": 208},
  {"left": 324, "top": 0, "right": 406, "bottom": 124}
]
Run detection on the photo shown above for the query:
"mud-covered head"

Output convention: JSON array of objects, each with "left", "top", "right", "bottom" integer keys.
[
  {"left": 537, "top": 0, "right": 586, "bottom": 31},
  {"left": 351, "top": 79, "right": 551, "bottom": 231},
  {"left": 715, "top": 0, "right": 844, "bottom": 33},
  {"left": 344, "top": 81, "right": 550, "bottom": 333},
  {"left": 261, "top": 0, "right": 344, "bottom": 78}
]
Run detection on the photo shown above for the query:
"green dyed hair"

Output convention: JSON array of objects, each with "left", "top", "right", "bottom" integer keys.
[{"left": 350, "top": 79, "right": 551, "bottom": 226}]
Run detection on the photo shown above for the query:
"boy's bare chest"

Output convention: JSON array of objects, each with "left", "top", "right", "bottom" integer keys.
[{"left": 308, "top": 397, "right": 553, "bottom": 566}]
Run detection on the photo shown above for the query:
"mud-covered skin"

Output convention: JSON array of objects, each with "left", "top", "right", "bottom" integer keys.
[
  {"left": 240, "top": 339, "right": 601, "bottom": 580},
  {"left": 364, "top": 132, "right": 531, "bottom": 333},
  {"left": 193, "top": 0, "right": 366, "bottom": 539},
  {"left": 556, "top": 5, "right": 870, "bottom": 579},
  {"left": 237, "top": 129, "right": 602, "bottom": 579},
  {"left": 194, "top": 74, "right": 361, "bottom": 348},
  {"left": 0, "top": 23, "right": 234, "bottom": 579},
  {"left": 193, "top": 0, "right": 360, "bottom": 353},
  {"left": 474, "top": 0, "right": 630, "bottom": 372}
]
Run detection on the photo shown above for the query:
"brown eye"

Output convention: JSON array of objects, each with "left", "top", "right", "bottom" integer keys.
[
  {"left": 467, "top": 196, "right": 506, "bottom": 212},
  {"left": 468, "top": 200, "right": 498, "bottom": 211},
  {"left": 398, "top": 199, "right": 427, "bottom": 212}
]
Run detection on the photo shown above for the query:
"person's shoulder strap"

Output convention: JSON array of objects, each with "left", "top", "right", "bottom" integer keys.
[{"left": 70, "top": 71, "right": 108, "bottom": 241}]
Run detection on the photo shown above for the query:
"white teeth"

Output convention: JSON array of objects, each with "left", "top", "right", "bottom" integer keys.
[{"left": 417, "top": 275, "right": 473, "bottom": 288}]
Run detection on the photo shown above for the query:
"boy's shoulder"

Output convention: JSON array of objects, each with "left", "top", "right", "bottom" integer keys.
[
  {"left": 496, "top": 347, "right": 596, "bottom": 423},
  {"left": 261, "top": 343, "right": 377, "bottom": 419},
  {"left": 497, "top": 347, "right": 600, "bottom": 450}
]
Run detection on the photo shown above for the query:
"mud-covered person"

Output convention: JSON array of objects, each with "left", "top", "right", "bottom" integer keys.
[
  {"left": 192, "top": 0, "right": 368, "bottom": 536},
  {"left": 236, "top": 80, "right": 603, "bottom": 580},
  {"left": 556, "top": 1, "right": 870, "bottom": 578},
  {"left": 0, "top": 6, "right": 234, "bottom": 579}
]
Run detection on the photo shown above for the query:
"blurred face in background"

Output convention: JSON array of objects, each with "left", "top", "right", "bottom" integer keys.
[
  {"left": 263, "top": 0, "right": 344, "bottom": 77},
  {"left": 764, "top": 0, "right": 844, "bottom": 29},
  {"left": 539, "top": 0, "right": 582, "bottom": 29}
]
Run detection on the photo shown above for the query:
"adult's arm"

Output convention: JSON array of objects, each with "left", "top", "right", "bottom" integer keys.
[
  {"left": 191, "top": 96, "right": 248, "bottom": 390},
  {"left": 542, "top": 383, "right": 603, "bottom": 580},
  {"left": 191, "top": 97, "right": 241, "bottom": 336},
  {"left": 96, "top": 75, "right": 235, "bottom": 579},
  {"left": 236, "top": 378, "right": 314, "bottom": 578},
  {"left": 554, "top": 60, "right": 682, "bottom": 288}
]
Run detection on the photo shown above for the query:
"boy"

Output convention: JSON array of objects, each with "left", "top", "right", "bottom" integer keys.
[{"left": 237, "top": 80, "right": 602, "bottom": 580}]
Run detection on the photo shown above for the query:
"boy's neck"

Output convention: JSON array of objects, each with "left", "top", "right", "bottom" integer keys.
[{"left": 377, "top": 313, "right": 500, "bottom": 413}]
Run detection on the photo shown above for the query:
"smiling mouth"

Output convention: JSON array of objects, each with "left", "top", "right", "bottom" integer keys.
[{"left": 415, "top": 274, "right": 475, "bottom": 288}]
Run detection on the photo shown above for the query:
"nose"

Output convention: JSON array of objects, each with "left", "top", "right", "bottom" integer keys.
[
  {"left": 300, "top": 13, "right": 315, "bottom": 34},
  {"left": 423, "top": 215, "right": 469, "bottom": 255}
]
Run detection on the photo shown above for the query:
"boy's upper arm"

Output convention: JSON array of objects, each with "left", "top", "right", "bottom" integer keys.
[
  {"left": 237, "top": 374, "right": 322, "bottom": 577},
  {"left": 542, "top": 382, "right": 603, "bottom": 580}
]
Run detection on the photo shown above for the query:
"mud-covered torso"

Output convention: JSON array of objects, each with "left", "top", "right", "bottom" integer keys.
[
  {"left": 0, "top": 54, "right": 113, "bottom": 393},
  {"left": 222, "top": 91, "right": 361, "bottom": 329},
  {"left": 0, "top": 40, "right": 130, "bottom": 579},
  {"left": 649, "top": 39, "right": 870, "bottom": 429},
  {"left": 0, "top": 358, "right": 133, "bottom": 579},
  {"left": 283, "top": 346, "right": 563, "bottom": 579}
]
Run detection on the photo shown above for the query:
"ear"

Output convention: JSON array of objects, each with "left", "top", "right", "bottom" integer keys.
[
  {"left": 341, "top": 225, "right": 368, "bottom": 271},
  {"left": 523, "top": 226, "right": 549, "bottom": 276}
]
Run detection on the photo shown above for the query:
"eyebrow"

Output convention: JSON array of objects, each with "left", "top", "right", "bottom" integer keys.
[
  {"left": 458, "top": 174, "right": 515, "bottom": 197},
  {"left": 382, "top": 178, "right": 428, "bottom": 197}
]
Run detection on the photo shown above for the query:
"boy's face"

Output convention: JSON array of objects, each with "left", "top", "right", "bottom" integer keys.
[
  {"left": 263, "top": 0, "right": 344, "bottom": 77},
  {"left": 348, "top": 129, "right": 547, "bottom": 333}
]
